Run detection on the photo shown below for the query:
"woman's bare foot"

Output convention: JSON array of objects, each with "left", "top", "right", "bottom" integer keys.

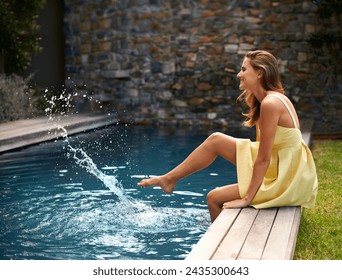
[{"left": 137, "top": 175, "right": 176, "bottom": 193}]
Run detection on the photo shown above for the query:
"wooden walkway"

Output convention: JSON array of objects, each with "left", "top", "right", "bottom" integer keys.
[{"left": 186, "top": 119, "right": 314, "bottom": 260}]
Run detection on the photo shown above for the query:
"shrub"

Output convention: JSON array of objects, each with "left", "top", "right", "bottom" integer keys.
[{"left": 0, "top": 74, "right": 41, "bottom": 122}]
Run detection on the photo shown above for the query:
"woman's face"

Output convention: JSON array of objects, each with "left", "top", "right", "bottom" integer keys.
[{"left": 237, "top": 57, "right": 260, "bottom": 91}]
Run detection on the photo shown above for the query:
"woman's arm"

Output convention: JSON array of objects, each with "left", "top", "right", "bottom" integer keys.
[
  {"left": 256, "top": 122, "right": 260, "bottom": 142},
  {"left": 223, "top": 97, "right": 280, "bottom": 208}
]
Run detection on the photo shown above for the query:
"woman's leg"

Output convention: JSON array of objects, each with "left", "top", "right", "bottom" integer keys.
[
  {"left": 137, "top": 132, "right": 237, "bottom": 193},
  {"left": 206, "top": 183, "right": 241, "bottom": 222}
]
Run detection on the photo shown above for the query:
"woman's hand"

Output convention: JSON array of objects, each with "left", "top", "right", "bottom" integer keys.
[{"left": 222, "top": 197, "right": 250, "bottom": 209}]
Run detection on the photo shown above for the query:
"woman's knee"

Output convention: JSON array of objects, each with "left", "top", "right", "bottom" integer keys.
[
  {"left": 205, "top": 132, "right": 237, "bottom": 163},
  {"left": 206, "top": 132, "right": 225, "bottom": 144},
  {"left": 205, "top": 132, "right": 225, "bottom": 150},
  {"left": 206, "top": 189, "right": 220, "bottom": 206},
  {"left": 207, "top": 184, "right": 241, "bottom": 207}
]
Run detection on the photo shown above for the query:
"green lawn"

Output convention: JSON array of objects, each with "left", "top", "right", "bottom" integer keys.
[{"left": 294, "top": 140, "right": 342, "bottom": 259}]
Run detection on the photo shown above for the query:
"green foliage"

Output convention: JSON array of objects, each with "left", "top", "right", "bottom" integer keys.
[
  {"left": 294, "top": 140, "right": 342, "bottom": 259},
  {"left": 0, "top": 0, "right": 45, "bottom": 74}
]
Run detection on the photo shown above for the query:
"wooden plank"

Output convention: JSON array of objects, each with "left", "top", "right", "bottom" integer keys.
[
  {"left": 212, "top": 207, "right": 258, "bottom": 260},
  {"left": 285, "top": 206, "right": 302, "bottom": 259},
  {"left": 237, "top": 208, "right": 278, "bottom": 260},
  {"left": 185, "top": 208, "right": 241, "bottom": 260},
  {"left": 261, "top": 206, "right": 297, "bottom": 259}
]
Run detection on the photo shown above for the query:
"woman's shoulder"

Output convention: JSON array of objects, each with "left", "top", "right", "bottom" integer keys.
[
  {"left": 261, "top": 92, "right": 285, "bottom": 107},
  {"left": 262, "top": 92, "right": 292, "bottom": 107},
  {"left": 265, "top": 91, "right": 286, "bottom": 99},
  {"left": 259, "top": 93, "right": 286, "bottom": 122}
]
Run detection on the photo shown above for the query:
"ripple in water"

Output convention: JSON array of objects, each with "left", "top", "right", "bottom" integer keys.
[{"left": 44, "top": 126, "right": 211, "bottom": 259}]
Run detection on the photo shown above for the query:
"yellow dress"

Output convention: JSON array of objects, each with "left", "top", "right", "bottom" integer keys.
[{"left": 236, "top": 95, "right": 318, "bottom": 209}]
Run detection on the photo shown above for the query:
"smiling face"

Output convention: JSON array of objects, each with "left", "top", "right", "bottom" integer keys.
[{"left": 237, "top": 57, "right": 261, "bottom": 91}]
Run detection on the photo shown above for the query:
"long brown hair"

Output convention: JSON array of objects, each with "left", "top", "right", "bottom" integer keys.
[{"left": 237, "top": 50, "right": 285, "bottom": 127}]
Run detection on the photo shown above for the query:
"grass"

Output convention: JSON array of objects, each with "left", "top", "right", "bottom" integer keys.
[{"left": 294, "top": 140, "right": 342, "bottom": 259}]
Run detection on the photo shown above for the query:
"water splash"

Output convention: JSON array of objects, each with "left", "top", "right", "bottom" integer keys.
[
  {"left": 57, "top": 124, "right": 159, "bottom": 223},
  {"left": 42, "top": 90, "right": 125, "bottom": 198},
  {"left": 57, "top": 125, "right": 180, "bottom": 236},
  {"left": 43, "top": 86, "right": 104, "bottom": 117},
  {"left": 43, "top": 91, "right": 210, "bottom": 239},
  {"left": 44, "top": 88, "right": 74, "bottom": 121},
  {"left": 58, "top": 125, "right": 125, "bottom": 199}
]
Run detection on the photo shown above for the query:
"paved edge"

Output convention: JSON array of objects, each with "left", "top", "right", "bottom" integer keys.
[{"left": 0, "top": 114, "right": 118, "bottom": 154}]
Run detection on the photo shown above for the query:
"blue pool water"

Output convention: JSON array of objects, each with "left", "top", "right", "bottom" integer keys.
[{"left": 0, "top": 125, "right": 249, "bottom": 260}]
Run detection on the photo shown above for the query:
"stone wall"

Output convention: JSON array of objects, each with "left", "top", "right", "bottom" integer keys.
[{"left": 63, "top": 0, "right": 342, "bottom": 134}]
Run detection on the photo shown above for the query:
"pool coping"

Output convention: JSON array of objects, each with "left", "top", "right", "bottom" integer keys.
[{"left": 0, "top": 114, "right": 118, "bottom": 154}]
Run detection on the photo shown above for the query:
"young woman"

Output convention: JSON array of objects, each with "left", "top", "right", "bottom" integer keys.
[{"left": 138, "top": 50, "right": 318, "bottom": 222}]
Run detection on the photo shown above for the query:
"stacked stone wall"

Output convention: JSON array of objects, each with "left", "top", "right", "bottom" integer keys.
[{"left": 64, "top": 0, "right": 342, "bottom": 133}]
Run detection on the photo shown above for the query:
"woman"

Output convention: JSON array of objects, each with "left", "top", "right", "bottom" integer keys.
[{"left": 138, "top": 50, "right": 318, "bottom": 222}]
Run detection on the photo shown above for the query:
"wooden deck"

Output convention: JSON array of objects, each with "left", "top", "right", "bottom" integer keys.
[
  {"left": 186, "top": 206, "right": 302, "bottom": 260},
  {"left": 186, "top": 119, "right": 314, "bottom": 260}
]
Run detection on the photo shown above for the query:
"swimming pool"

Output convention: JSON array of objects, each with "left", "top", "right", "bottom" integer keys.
[{"left": 0, "top": 125, "right": 248, "bottom": 260}]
